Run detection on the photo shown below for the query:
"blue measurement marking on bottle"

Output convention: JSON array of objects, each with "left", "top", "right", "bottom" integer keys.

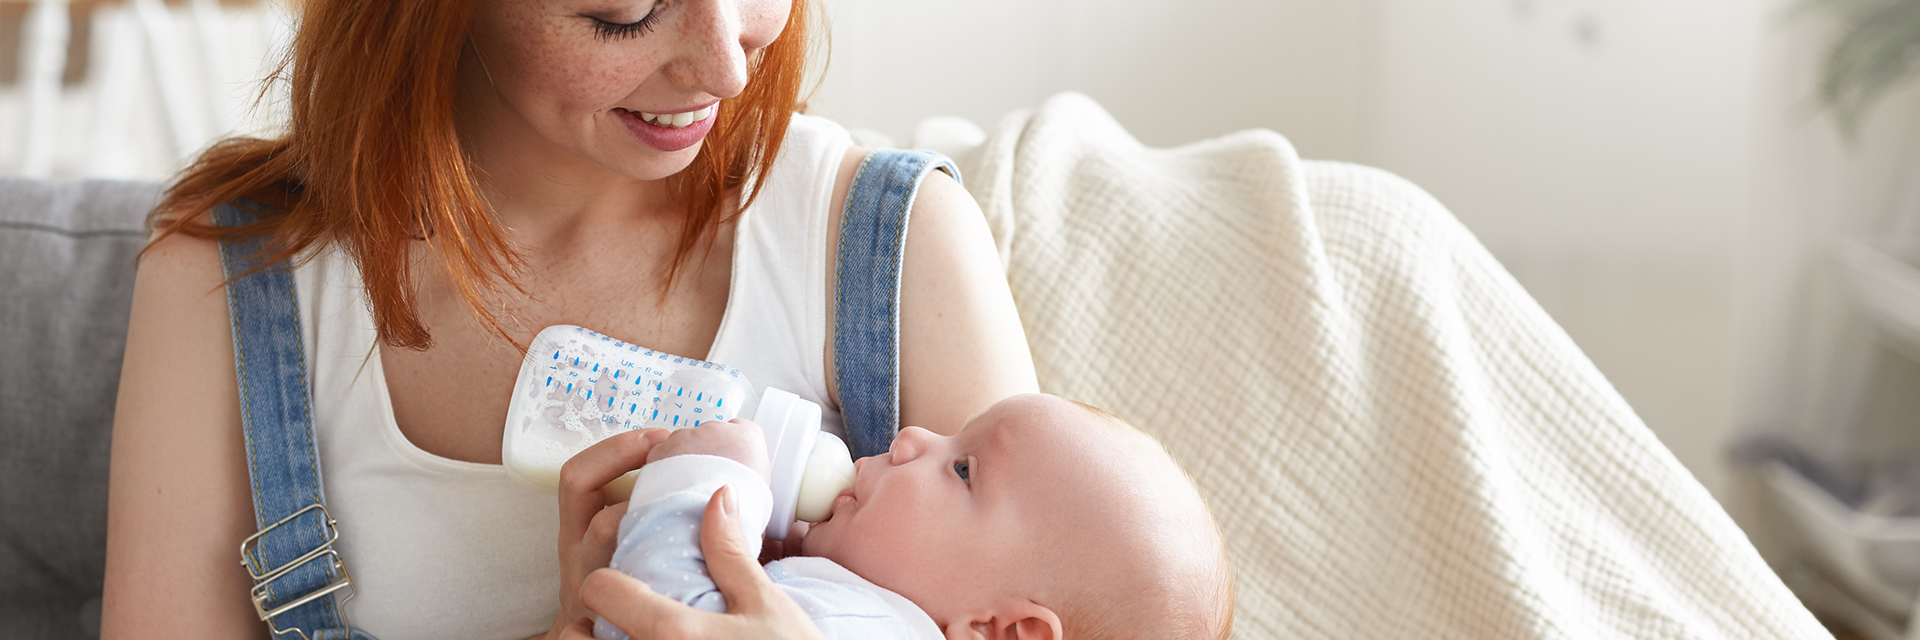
[
  {"left": 574, "top": 358, "right": 580, "bottom": 366},
  {"left": 629, "top": 404, "right": 636, "bottom": 414},
  {"left": 696, "top": 392, "right": 703, "bottom": 401},
  {"left": 672, "top": 415, "right": 679, "bottom": 426},
  {"left": 652, "top": 409, "right": 659, "bottom": 420},
  {"left": 614, "top": 370, "right": 621, "bottom": 379},
  {"left": 546, "top": 376, "right": 552, "bottom": 387},
  {"left": 717, "top": 398, "right": 723, "bottom": 407},
  {"left": 553, "top": 351, "right": 560, "bottom": 360},
  {"left": 566, "top": 382, "right": 573, "bottom": 393},
  {"left": 693, "top": 420, "right": 701, "bottom": 427},
  {"left": 592, "top": 363, "right": 599, "bottom": 372},
  {"left": 585, "top": 390, "right": 592, "bottom": 401}
]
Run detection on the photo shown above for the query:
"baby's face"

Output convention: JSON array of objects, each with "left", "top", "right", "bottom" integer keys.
[{"left": 801, "top": 394, "right": 1132, "bottom": 623}]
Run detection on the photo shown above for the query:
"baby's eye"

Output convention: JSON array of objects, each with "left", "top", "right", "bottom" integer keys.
[{"left": 952, "top": 459, "right": 971, "bottom": 486}]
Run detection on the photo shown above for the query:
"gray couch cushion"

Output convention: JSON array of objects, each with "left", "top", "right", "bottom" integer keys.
[{"left": 1, "top": 178, "right": 161, "bottom": 640}]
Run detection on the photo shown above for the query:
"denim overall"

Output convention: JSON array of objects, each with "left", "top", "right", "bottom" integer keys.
[{"left": 217, "top": 149, "right": 958, "bottom": 639}]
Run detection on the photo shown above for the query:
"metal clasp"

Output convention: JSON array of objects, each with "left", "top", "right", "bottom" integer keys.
[{"left": 240, "top": 504, "right": 356, "bottom": 639}]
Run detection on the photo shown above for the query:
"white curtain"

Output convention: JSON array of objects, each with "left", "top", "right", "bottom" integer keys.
[{"left": 1, "top": 0, "right": 292, "bottom": 180}]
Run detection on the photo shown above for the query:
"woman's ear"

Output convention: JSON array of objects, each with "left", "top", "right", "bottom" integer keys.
[{"left": 941, "top": 601, "right": 1062, "bottom": 640}]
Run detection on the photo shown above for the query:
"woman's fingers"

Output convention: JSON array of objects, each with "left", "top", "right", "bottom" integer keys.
[
  {"left": 560, "top": 429, "right": 668, "bottom": 540},
  {"left": 582, "top": 568, "right": 709, "bottom": 640},
  {"left": 584, "top": 500, "right": 628, "bottom": 566},
  {"left": 555, "top": 428, "right": 668, "bottom": 630},
  {"left": 580, "top": 487, "right": 829, "bottom": 640},
  {"left": 700, "top": 486, "right": 783, "bottom": 615},
  {"left": 553, "top": 616, "right": 597, "bottom": 640}
]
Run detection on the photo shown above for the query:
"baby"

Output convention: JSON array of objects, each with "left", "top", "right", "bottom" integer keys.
[{"left": 595, "top": 393, "right": 1234, "bottom": 640}]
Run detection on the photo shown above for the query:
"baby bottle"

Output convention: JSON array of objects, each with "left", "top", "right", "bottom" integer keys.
[{"left": 502, "top": 324, "right": 854, "bottom": 538}]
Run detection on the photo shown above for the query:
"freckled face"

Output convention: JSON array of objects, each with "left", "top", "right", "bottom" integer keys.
[{"left": 462, "top": 0, "right": 791, "bottom": 180}]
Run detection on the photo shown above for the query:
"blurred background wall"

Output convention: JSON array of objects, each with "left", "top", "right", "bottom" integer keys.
[
  {"left": 809, "top": 0, "right": 1920, "bottom": 512},
  {"left": 4, "top": 0, "right": 1918, "bottom": 627}
]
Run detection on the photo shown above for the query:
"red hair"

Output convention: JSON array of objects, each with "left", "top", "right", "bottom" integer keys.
[{"left": 149, "top": 0, "right": 812, "bottom": 350}]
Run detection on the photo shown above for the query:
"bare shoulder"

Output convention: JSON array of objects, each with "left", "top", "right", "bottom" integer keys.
[
  {"left": 102, "top": 229, "right": 266, "bottom": 639},
  {"left": 895, "top": 157, "right": 1037, "bottom": 435},
  {"left": 826, "top": 145, "right": 868, "bottom": 239},
  {"left": 821, "top": 144, "right": 1037, "bottom": 435}
]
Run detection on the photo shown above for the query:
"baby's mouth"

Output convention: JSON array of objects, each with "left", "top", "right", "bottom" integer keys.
[{"left": 826, "top": 488, "right": 857, "bottom": 519}]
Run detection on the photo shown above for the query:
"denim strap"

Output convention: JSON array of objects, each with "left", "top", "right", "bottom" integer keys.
[
  {"left": 216, "top": 203, "right": 370, "bottom": 640},
  {"left": 834, "top": 149, "right": 960, "bottom": 459}
]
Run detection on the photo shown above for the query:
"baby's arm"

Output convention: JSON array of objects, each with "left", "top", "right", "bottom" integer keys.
[{"left": 594, "top": 454, "right": 773, "bottom": 640}]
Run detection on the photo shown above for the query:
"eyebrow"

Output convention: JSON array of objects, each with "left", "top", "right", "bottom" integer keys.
[{"left": 974, "top": 425, "right": 1018, "bottom": 496}]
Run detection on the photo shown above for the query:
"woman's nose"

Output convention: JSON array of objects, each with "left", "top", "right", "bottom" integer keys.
[{"left": 666, "top": 0, "right": 790, "bottom": 99}]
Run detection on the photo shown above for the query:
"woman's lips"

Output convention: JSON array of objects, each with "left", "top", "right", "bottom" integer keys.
[{"left": 615, "top": 106, "right": 716, "bottom": 152}]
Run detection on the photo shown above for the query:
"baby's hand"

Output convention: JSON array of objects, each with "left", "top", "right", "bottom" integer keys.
[{"left": 646, "top": 419, "right": 771, "bottom": 484}]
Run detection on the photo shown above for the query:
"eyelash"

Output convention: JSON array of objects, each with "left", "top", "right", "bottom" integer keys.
[
  {"left": 953, "top": 459, "right": 972, "bottom": 486},
  {"left": 586, "top": 2, "right": 664, "bottom": 41}
]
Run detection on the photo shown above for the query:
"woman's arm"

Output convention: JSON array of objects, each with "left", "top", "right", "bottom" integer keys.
[
  {"left": 101, "top": 232, "right": 266, "bottom": 640},
  {"left": 826, "top": 148, "right": 1040, "bottom": 436},
  {"left": 894, "top": 168, "right": 1038, "bottom": 434}
]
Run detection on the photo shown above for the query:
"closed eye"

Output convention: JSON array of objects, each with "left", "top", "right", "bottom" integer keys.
[{"left": 585, "top": 1, "right": 665, "bottom": 41}]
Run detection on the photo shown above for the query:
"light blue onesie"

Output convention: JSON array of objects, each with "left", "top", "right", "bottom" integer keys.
[{"left": 592, "top": 455, "right": 944, "bottom": 640}]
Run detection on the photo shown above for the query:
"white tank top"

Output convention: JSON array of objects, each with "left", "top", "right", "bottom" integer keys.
[{"left": 293, "top": 114, "right": 854, "bottom": 640}]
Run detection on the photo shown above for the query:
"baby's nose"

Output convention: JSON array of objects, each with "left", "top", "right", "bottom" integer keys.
[{"left": 889, "top": 426, "right": 934, "bottom": 463}]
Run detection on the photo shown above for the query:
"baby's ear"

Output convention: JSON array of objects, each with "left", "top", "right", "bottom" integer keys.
[{"left": 942, "top": 601, "right": 1062, "bottom": 640}]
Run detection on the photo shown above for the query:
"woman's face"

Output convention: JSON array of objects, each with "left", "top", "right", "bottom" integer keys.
[{"left": 462, "top": 0, "right": 790, "bottom": 181}]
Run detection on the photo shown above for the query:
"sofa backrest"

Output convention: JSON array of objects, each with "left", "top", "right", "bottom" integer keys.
[{"left": 0, "top": 178, "right": 161, "bottom": 640}]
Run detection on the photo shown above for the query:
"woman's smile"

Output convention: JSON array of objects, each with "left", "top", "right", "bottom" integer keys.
[{"left": 614, "top": 102, "right": 719, "bottom": 152}]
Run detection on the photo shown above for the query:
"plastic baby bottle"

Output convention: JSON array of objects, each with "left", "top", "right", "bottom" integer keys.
[{"left": 502, "top": 325, "right": 854, "bottom": 538}]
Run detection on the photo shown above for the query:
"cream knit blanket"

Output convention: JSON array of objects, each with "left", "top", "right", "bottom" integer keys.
[{"left": 952, "top": 93, "right": 1827, "bottom": 639}]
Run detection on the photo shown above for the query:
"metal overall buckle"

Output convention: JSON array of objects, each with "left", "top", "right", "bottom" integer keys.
[{"left": 240, "top": 503, "right": 356, "bottom": 639}]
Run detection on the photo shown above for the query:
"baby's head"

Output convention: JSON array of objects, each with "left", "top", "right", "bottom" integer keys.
[{"left": 802, "top": 394, "right": 1233, "bottom": 640}]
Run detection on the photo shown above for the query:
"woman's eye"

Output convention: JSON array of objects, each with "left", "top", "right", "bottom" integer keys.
[
  {"left": 586, "top": 1, "right": 664, "bottom": 41},
  {"left": 953, "top": 459, "right": 971, "bottom": 486}
]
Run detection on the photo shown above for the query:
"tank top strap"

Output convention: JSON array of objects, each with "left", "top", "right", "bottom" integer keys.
[
  {"left": 214, "top": 201, "right": 375, "bottom": 640},
  {"left": 832, "top": 149, "right": 961, "bottom": 459}
]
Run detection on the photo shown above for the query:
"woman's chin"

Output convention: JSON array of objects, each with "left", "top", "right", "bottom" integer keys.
[{"left": 596, "top": 146, "right": 703, "bottom": 183}]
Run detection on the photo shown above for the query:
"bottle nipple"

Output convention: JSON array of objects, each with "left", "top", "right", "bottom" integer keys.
[
  {"left": 754, "top": 388, "right": 855, "bottom": 540},
  {"left": 793, "top": 433, "right": 854, "bottom": 523}
]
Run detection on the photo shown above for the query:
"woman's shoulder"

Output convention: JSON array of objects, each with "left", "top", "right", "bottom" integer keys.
[
  {"left": 105, "top": 225, "right": 267, "bottom": 638},
  {"left": 785, "top": 112, "right": 854, "bottom": 144},
  {"left": 768, "top": 113, "right": 856, "bottom": 185}
]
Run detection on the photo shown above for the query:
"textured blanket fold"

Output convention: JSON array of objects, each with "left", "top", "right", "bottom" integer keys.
[{"left": 955, "top": 93, "right": 1826, "bottom": 639}]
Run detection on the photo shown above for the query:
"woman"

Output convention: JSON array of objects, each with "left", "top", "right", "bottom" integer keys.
[{"left": 99, "top": 0, "right": 1037, "bottom": 636}]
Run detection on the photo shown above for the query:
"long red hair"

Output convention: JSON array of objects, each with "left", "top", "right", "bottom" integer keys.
[{"left": 149, "top": 0, "right": 812, "bottom": 350}]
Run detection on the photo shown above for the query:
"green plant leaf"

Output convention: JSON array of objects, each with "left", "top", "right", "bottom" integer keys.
[{"left": 1804, "top": 0, "right": 1920, "bottom": 137}]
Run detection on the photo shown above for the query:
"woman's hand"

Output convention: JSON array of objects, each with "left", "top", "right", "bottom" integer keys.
[
  {"left": 547, "top": 428, "right": 672, "bottom": 639},
  {"left": 556, "top": 486, "right": 828, "bottom": 640}
]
